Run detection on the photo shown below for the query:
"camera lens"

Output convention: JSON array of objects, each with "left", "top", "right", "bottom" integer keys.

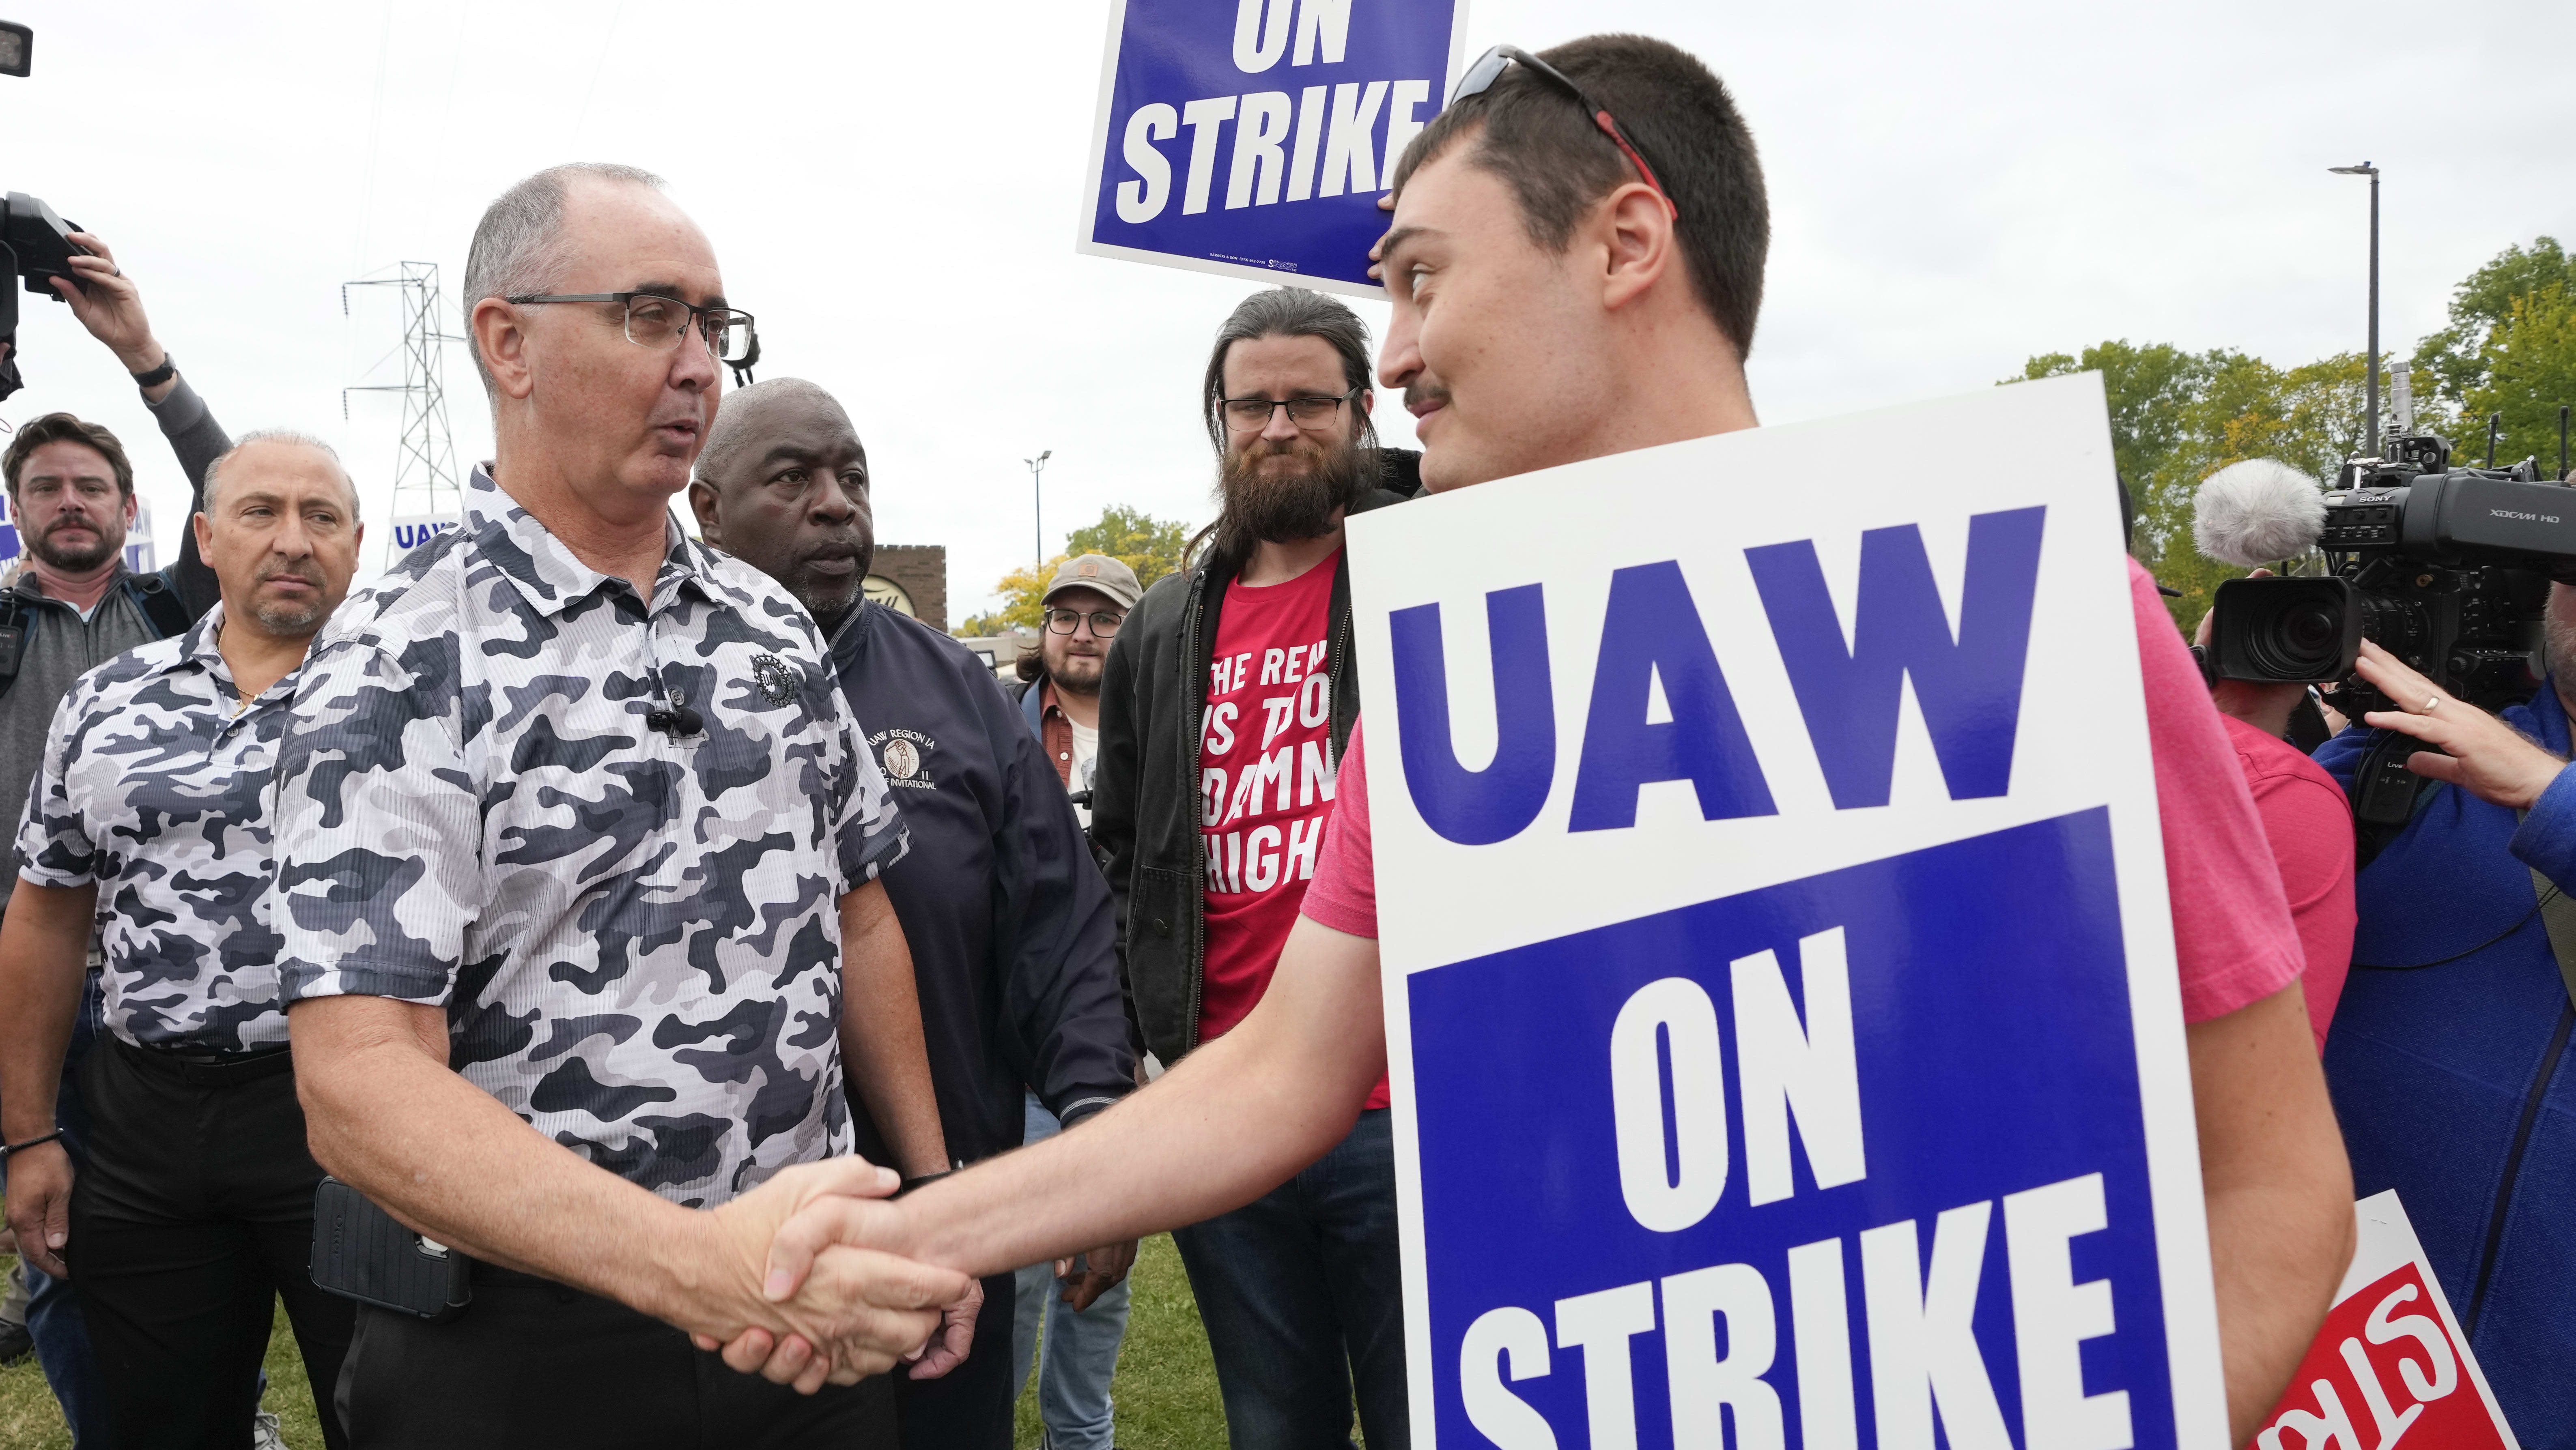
[{"left": 2214, "top": 577, "right": 2360, "bottom": 682}]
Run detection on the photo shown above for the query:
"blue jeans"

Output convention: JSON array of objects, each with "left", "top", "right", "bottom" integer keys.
[
  {"left": 1012, "top": 1092, "right": 1131, "bottom": 1450},
  {"left": 1171, "top": 1109, "right": 1407, "bottom": 1450},
  {"left": 26, "top": 968, "right": 110, "bottom": 1447}
]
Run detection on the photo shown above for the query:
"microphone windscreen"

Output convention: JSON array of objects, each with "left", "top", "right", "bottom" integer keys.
[{"left": 2193, "top": 459, "right": 2327, "bottom": 567}]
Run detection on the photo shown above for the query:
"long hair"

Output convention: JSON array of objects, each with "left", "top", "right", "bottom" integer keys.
[{"left": 1189, "top": 288, "right": 1380, "bottom": 567}]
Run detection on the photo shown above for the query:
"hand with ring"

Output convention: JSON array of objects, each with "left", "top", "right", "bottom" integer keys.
[{"left": 2352, "top": 639, "right": 2570, "bottom": 810}]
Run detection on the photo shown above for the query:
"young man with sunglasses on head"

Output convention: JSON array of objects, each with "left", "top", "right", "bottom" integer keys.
[{"left": 741, "top": 38, "right": 2354, "bottom": 1441}]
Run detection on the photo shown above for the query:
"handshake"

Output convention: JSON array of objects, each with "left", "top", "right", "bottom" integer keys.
[{"left": 675, "top": 1157, "right": 973, "bottom": 1395}]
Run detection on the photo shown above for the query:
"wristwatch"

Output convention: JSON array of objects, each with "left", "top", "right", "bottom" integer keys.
[{"left": 129, "top": 352, "right": 176, "bottom": 390}]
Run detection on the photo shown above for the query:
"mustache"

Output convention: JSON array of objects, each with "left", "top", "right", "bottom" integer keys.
[
  {"left": 1404, "top": 381, "right": 1451, "bottom": 414},
  {"left": 795, "top": 535, "right": 865, "bottom": 564},
  {"left": 256, "top": 559, "right": 323, "bottom": 586}
]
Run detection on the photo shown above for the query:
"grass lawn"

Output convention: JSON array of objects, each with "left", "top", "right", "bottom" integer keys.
[{"left": 2, "top": 1235, "right": 1229, "bottom": 1448}]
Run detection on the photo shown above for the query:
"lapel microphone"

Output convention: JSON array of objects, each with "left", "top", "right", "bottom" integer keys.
[{"left": 645, "top": 706, "right": 706, "bottom": 738}]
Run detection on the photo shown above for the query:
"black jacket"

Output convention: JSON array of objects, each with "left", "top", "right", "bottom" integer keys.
[
  {"left": 1092, "top": 479, "right": 1415, "bottom": 1067},
  {"left": 826, "top": 601, "right": 1134, "bottom": 1167}
]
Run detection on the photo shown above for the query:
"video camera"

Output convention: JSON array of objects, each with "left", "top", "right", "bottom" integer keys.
[
  {"left": 0, "top": 191, "right": 89, "bottom": 401},
  {"left": 2206, "top": 432, "right": 2576, "bottom": 826}
]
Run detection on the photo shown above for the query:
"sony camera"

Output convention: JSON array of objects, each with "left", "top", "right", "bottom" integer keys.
[
  {"left": 2208, "top": 432, "right": 2576, "bottom": 825},
  {"left": 0, "top": 190, "right": 88, "bottom": 400}
]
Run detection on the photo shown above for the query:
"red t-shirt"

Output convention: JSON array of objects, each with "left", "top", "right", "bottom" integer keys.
[
  {"left": 2221, "top": 713, "right": 2356, "bottom": 1050},
  {"left": 1304, "top": 559, "right": 2306, "bottom": 1030},
  {"left": 1201, "top": 550, "right": 1390, "bottom": 1109}
]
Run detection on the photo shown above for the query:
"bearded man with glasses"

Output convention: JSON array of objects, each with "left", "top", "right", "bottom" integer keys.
[{"left": 1063, "top": 285, "right": 1423, "bottom": 1450}]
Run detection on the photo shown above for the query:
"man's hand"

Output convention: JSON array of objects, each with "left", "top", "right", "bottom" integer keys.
[
  {"left": 1056, "top": 1240, "right": 1136, "bottom": 1312},
  {"left": 2, "top": 1140, "right": 74, "bottom": 1278},
  {"left": 686, "top": 1156, "right": 968, "bottom": 1393},
  {"left": 2354, "top": 639, "right": 2568, "bottom": 809},
  {"left": 906, "top": 1274, "right": 983, "bottom": 1380},
  {"left": 49, "top": 233, "right": 168, "bottom": 382}
]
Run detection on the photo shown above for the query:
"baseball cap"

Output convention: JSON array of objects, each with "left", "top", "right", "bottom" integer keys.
[{"left": 1042, "top": 554, "right": 1142, "bottom": 612}]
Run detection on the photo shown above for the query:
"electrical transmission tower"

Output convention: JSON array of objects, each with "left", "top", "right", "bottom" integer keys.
[{"left": 343, "top": 262, "right": 466, "bottom": 565}]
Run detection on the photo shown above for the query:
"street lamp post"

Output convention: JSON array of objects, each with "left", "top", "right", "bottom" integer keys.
[
  {"left": 2329, "top": 162, "right": 2382, "bottom": 458},
  {"left": 1025, "top": 450, "right": 1053, "bottom": 565}
]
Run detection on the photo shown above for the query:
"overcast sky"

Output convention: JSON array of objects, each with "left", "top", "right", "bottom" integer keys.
[{"left": 3, "top": 0, "right": 2569, "bottom": 616}]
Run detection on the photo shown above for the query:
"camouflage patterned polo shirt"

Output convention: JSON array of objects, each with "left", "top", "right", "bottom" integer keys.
[
  {"left": 16, "top": 602, "right": 300, "bottom": 1052},
  {"left": 271, "top": 467, "right": 909, "bottom": 1206}
]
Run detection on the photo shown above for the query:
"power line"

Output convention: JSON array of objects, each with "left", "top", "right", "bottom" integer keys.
[{"left": 343, "top": 262, "right": 466, "bottom": 565}]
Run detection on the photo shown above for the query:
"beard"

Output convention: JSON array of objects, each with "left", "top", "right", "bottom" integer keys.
[
  {"left": 248, "top": 561, "right": 331, "bottom": 638},
  {"left": 1209, "top": 431, "right": 1371, "bottom": 562},
  {"left": 27, "top": 516, "right": 120, "bottom": 572},
  {"left": 789, "top": 535, "right": 869, "bottom": 621}
]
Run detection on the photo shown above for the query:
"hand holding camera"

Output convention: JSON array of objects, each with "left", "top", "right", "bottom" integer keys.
[{"left": 2352, "top": 639, "right": 2570, "bottom": 810}]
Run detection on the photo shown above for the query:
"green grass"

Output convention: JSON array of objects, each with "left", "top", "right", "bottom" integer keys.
[{"left": 3, "top": 1238, "right": 1227, "bottom": 1449}]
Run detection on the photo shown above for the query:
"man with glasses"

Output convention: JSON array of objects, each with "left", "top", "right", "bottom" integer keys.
[
  {"left": 271, "top": 165, "right": 971, "bottom": 1444},
  {"left": 690, "top": 379, "right": 1136, "bottom": 1449},
  {"left": 1014, "top": 555, "right": 1141, "bottom": 825},
  {"left": 741, "top": 32, "right": 2354, "bottom": 1444},
  {"left": 1064, "top": 286, "right": 1419, "bottom": 1450}
]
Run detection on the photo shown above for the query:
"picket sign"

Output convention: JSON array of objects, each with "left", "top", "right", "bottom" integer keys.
[
  {"left": 2254, "top": 1191, "right": 2518, "bottom": 1450},
  {"left": 1076, "top": 0, "right": 1470, "bottom": 295},
  {"left": 1346, "top": 374, "right": 2232, "bottom": 1448},
  {"left": 388, "top": 513, "right": 458, "bottom": 556}
]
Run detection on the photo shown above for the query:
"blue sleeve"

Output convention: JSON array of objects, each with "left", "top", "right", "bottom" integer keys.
[
  {"left": 990, "top": 670, "right": 1136, "bottom": 1127},
  {"left": 2311, "top": 720, "right": 2373, "bottom": 793},
  {"left": 2511, "top": 761, "right": 2576, "bottom": 894}
]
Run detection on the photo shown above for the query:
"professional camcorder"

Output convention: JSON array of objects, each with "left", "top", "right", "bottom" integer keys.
[
  {"left": 0, "top": 190, "right": 89, "bottom": 401},
  {"left": 2200, "top": 434, "right": 2576, "bottom": 827}
]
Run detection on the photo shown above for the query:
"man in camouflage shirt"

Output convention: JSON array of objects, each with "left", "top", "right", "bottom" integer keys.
[
  {"left": 0, "top": 432, "right": 363, "bottom": 1448},
  {"left": 271, "top": 164, "right": 969, "bottom": 1446}
]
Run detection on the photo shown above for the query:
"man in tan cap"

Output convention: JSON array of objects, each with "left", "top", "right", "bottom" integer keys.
[{"left": 1012, "top": 554, "right": 1141, "bottom": 825}]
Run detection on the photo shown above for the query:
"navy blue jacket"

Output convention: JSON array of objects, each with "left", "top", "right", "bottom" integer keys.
[
  {"left": 2317, "top": 685, "right": 2576, "bottom": 1443},
  {"left": 825, "top": 601, "right": 1133, "bottom": 1167}
]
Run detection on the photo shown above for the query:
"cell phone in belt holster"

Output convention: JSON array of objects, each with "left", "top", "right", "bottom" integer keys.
[{"left": 310, "top": 1176, "right": 473, "bottom": 1321}]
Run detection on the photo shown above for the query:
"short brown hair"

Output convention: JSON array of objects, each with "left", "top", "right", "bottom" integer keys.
[
  {"left": 2, "top": 413, "right": 135, "bottom": 498},
  {"left": 1392, "top": 34, "right": 1769, "bottom": 359}
]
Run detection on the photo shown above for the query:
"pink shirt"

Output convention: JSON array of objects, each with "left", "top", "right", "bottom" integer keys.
[
  {"left": 1303, "top": 559, "right": 2305, "bottom": 1027},
  {"left": 2220, "top": 713, "right": 2356, "bottom": 1050}
]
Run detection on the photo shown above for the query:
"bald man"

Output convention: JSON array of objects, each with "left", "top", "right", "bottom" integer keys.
[{"left": 692, "top": 380, "right": 1137, "bottom": 1449}]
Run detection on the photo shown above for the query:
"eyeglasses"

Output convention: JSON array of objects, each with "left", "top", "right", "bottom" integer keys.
[
  {"left": 506, "top": 291, "right": 759, "bottom": 366},
  {"left": 1449, "top": 44, "right": 1676, "bottom": 221},
  {"left": 1219, "top": 387, "right": 1362, "bottom": 432},
  {"left": 1046, "top": 607, "right": 1125, "bottom": 637}
]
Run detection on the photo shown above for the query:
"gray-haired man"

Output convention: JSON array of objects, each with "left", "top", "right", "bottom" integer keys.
[
  {"left": 270, "top": 164, "right": 970, "bottom": 1444},
  {"left": 0, "top": 432, "right": 363, "bottom": 1448}
]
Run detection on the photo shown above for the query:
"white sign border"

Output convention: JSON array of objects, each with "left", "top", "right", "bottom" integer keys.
[
  {"left": 1072, "top": 0, "right": 1475, "bottom": 300},
  {"left": 1346, "top": 375, "right": 2230, "bottom": 1448}
]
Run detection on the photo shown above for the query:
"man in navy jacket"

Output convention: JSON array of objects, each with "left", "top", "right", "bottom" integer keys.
[
  {"left": 691, "top": 379, "right": 1136, "bottom": 1448},
  {"left": 2318, "top": 632, "right": 2576, "bottom": 1444}
]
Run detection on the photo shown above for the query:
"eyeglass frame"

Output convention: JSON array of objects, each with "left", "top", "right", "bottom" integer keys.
[
  {"left": 1448, "top": 44, "right": 1677, "bottom": 221},
  {"left": 1216, "top": 385, "right": 1364, "bottom": 433},
  {"left": 504, "top": 290, "right": 760, "bottom": 364},
  {"left": 1044, "top": 606, "right": 1126, "bottom": 637}
]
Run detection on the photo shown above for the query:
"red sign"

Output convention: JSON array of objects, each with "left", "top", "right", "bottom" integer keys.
[{"left": 2256, "top": 1192, "right": 2518, "bottom": 1449}]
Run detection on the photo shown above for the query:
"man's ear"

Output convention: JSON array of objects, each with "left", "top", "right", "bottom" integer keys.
[
  {"left": 687, "top": 479, "right": 723, "bottom": 545},
  {"left": 192, "top": 510, "right": 212, "bottom": 556},
  {"left": 1597, "top": 182, "right": 1679, "bottom": 314},
  {"left": 124, "top": 490, "right": 140, "bottom": 526},
  {"left": 471, "top": 296, "right": 537, "bottom": 402}
]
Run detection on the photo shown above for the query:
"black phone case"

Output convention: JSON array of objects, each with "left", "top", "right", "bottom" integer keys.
[{"left": 309, "top": 1176, "right": 473, "bottom": 1321}]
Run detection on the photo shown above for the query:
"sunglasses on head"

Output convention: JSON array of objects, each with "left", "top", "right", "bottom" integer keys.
[{"left": 1448, "top": 44, "right": 1677, "bottom": 221}]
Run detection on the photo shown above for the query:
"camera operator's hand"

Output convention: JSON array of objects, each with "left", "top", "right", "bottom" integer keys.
[
  {"left": 48, "top": 232, "right": 175, "bottom": 402},
  {"left": 3, "top": 1138, "right": 75, "bottom": 1278},
  {"left": 2355, "top": 640, "right": 2570, "bottom": 810},
  {"left": 2196, "top": 569, "right": 2309, "bottom": 738}
]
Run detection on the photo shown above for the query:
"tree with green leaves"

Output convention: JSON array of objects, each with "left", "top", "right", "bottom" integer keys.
[
  {"left": 956, "top": 504, "right": 1195, "bottom": 637},
  {"left": 2411, "top": 237, "right": 2576, "bottom": 422}
]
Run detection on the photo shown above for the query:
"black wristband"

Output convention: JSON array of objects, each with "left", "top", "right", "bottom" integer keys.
[
  {"left": 893, "top": 1169, "right": 954, "bottom": 1199},
  {"left": 2, "top": 1129, "right": 62, "bottom": 1158},
  {"left": 129, "top": 352, "right": 176, "bottom": 390}
]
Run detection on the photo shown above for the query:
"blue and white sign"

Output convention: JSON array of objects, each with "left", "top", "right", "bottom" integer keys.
[
  {"left": 1347, "top": 375, "right": 2227, "bottom": 1448},
  {"left": 388, "top": 513, "right": 458, "bottom": 556},
  {"left": 1078, "top": 0, "right": 1470, "bottom": 296}
]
